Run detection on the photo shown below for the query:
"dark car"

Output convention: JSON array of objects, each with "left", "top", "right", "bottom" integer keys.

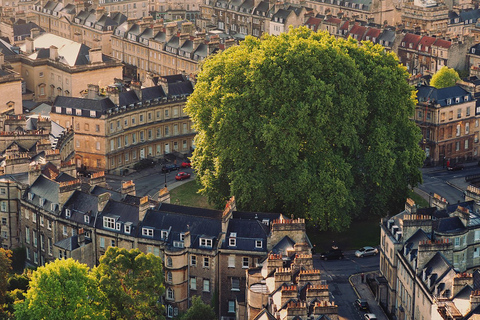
[
  {"left": 161, "top": 164, "right": 179, "bottom": 173},
  {"left": 319, "top": 248, "right": 344, "bottom": 260},
  {"left": 447, "top": 164, "right": 464, "bottom": 171},
  {"left": 355, "top": 299, "right": 369, "bottom": 312}
]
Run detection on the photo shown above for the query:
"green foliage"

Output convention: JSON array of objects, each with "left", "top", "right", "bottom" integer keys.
[
  {"left": 10, "top": 247, "right": 26, "bottom": 273},
  {"left": 186, "top": 27, "right": 424, "bottom": 231},
  {"left": 7, "top": 273, "right": 29, "bottom": 292},
  {"left": 94, "top": 247, "right": 165, "bottom": 320},
  {"left": 430, "top": 66, "right": 460, "bottom": 88},
  {"left": 180, "top": 296, "right": 216, "bottom": 320},
  {"left": 0, "top": 249, "right": 12, "bottom": 306},
  {"left": 14, "top": 258, "right": 107, "bottom": 320}
]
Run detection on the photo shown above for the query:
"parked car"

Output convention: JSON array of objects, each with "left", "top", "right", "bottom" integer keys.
[
  {"left": 355, "top": 246, "right": 378, "bottom": 258},
  {"left": 355, "top": 299, "right": 369, "bottom": 312},
  {"left": 364, "top": 313, "right": 377, "bottom": 320},
  {"left": 320, "top": 248, "right": 344, "bottom": 260},
  {"left": 175, "top": 172, "right": 191, "bottom": 181},
  {"left": 161, "top": 164, "right": 179, "bottom": 173},
  {"left": 447, "top": 164, "right": 464, "bottom": 171},
  {"left": 181, "top": 161, "right": 192, "bottom": 168}
]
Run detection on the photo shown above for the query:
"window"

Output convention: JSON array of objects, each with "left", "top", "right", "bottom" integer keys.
[
  {"left": 111, "top": 239, "right": 115, "bottom": 247},
  {"left": 203, "top": 257, "right": 210, "bottom": 268},
  {"left": 103, "top": 217, "right": 115, "bottom": 229},
  {"left": 100, "top": 237, "right": 105, "bottom": 248},
  {"left": 203, "top": 279, "right": 210, "bottom": 292},
  {"left": 0, "top": 202, "right": 6, "bottom": 212},
  {"left": 96, "top": 142, "right": 101, "bottom": 150},
  {"left": 0, "top": 188, "right": 5, "bottom": 195},
  {"left": 65, "top": 209, "right": 71, "bottom": 218},
  {"left": 63, "top": 226, "right": 67, "bottom": 236},
  {"left": 40, "top": 216, "right": 44, "bottom": 226},
  {"left": 255, "top": 240, "right": 263, "bottom": 248},
  {"left": 466, "top": 140, "right": 469, "bottom": 149},
  {"left": 142, "top": 228, "right": 154, "bottom": 237},
  {"left": 167, "top": 271, "right": 172, "bottom": 282},
  {"left": 466, "top": 123, "right": 470, "bottom": 134},
  {"left": 455, "top": 237, "right": 460, "bottom": 246},
  {"left": 96, "top": 125, "right": 100, "bottom": 132},
  {"left": 456, "top": 141, "right": 460, "bottom": 151},
  {"left": 190, "top": 277, "right": 196, "bottom": 290},
  {"left": 229, "top": 238, "right": 236, "bottom": 247},
  {"left": 84, "top": 215, "right": 90, "bottom": 224},
  {"left": 228, "top": 255, "right": 235, "bottom": 268},
  {"left": 25, "top": 226, "right": 30, "bottom": 243},
  {"left": 167, "top": 256, "right": 172, "bottom": 267},
  {"left": 475, "top": 247, "right": 480, "bottom": 258},
  {"left": 166, "top": 288, "right": 174, "bottom": 300},
  {"left": 228, "top": 300, "right": 235, "bottom": 313},
  {"left": 48, "top": 237, "right": 52, "bottom": 255},
  {"left": 165, "top": 109, "right": 169, "bottom": 118},
  {"left": 32, "top": 212, "right": 37, "bottom": 222},
  {"left": 231, "top": 277, "right": 240, "bottom": 291},
  {"left": 200, "top": 238, "right": 212, "bottom": 248},
  {"left": 458, "top": 109, "right": 462, "bottom": 118},
  {"left": 467, "top": 107, "right": 471, "bottom": 116},
  {"left": 242, "top": 257, "right": 249, "bottom": 268},
  {"left": 1, "top": 218, "right": 6, "bottom": 225},
  {"left": 191, "top": 255, "right": 197, "bottom": 266},
  {"left": 125, "top": 225, "right": 131, "bottom": 234},
  {"left": 457, "top": 125, "right": 461, "bottom": 136},
  {"left": 140, "top": 114, "right": 144, "bottom": 122},
  {"left": 33, "top": 230, "right": 37, "bottom": 247}
]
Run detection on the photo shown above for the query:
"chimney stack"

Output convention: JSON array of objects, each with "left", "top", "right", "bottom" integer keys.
[
  {"left": 25, "top": 37, "right": 34, "bottom": 54},
  {"left": 49, "top": 45, "right": 58, "bottom": 60},
  {"left": 165, "top": 22, "right": 177, "bottom": 42},
  {"left": 30, "top": 27, "right": 40, "bottom": 39},
  {"left": 89, "top": 48, "right": 102, "bottom": 64}
]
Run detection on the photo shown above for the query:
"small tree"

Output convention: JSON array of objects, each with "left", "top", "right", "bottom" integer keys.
[
  {"left": 430, "top": 66, "right": 460, "bottom": 88},
  {"left": 14, "top": 259, "right": 106, "bottom": 320},
  {"left": 94, "top": 247, "right": 165, "bottom": 320},
  {"left": 180, "top": 296, "right": 216, "bottom": 320}
]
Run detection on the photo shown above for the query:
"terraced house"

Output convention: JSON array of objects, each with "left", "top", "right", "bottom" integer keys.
[
  {"left": 49, "top": 74, "right": 195, "bottom": 172},
  {"left": 10, "top": 161, "right": 335, "bottom": 319}
]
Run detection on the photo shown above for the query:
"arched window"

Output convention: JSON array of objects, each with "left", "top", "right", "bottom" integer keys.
[
  {"left": 167, "top": 271, "right": 172, "bottom": 283},
  {"left": 167, "top": 256, "right": 172, "bottom": 267}
]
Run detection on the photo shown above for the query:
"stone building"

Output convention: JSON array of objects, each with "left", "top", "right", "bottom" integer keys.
[
  {"left": 379, "top": 197, "right": 480, "bottom": 319},
  {"left": 401, "top": 0, "right": 449, "bottom": 34},
  {"left": 9, "top": 32, "right": 123, "bottom": 102},
  {"left": 49, "top": 75, "right": 195, "bottom": 173},
  {"left": 28, "top": 2, "right": 127, "bottom": 55},
  {"left": 0, "top": 53, "right": 23, "bottom": 115},
  {"left": 414, "top": 84, "right": 478, "bottom": 166},
  {"left": 8, "top": 166, "right": 338, "bottom": 319}
]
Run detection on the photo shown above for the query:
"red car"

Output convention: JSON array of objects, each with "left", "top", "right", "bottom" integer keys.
[
  {"left": 175, "top": 172, "right": 191, "bottom": 181},
  {"left": 181, "top": 161, "right": 192, "bottom": 168}
]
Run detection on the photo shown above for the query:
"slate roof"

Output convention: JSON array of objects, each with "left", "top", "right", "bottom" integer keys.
[
  {"left": 435, "top": 216, "right": 466, "bottom": 233},
  {"left": 416, "top": 85, "right": 472, "bottom": 107},
  {"left": 141, "top": 206, "right": 222, "bottom": 249},
  {"left": 0, "top": 38, "right": 18, "bottom": 56},
  {"left": 223, "top": 219, "right": 270, "bottom": 251},
  {"left": 52, "top": 96, "right": 116, "bottom": 115},
  {"left": 13, "top": 22, "right": 44, "bottom": 39},
  {"left": 25, "top": 175, "right": 61, "bottom": 213},
  {"left": 90, "top": 185, "right": 124, "bottom": 201},
  {"left": 55, "top": 235, "right": 92, "bottom": 251},
  {"left": 63, "top": 190, "right": 99, "bottom": 226},
  {"left": 96, "top": 200, "right": 140, "bottom": 235},
  {"left": 270, "top": 235, "right": 296, "bottom": 255}
]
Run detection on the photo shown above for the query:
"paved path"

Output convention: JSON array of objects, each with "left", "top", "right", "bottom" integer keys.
[{"left": 350, "top": 272, "right": 388, "bottom": 320}]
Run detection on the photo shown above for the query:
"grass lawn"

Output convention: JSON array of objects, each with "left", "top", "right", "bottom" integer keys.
[
  {"left": 408, "top": 189, "right": 429, "bottom": 208},
  {"left": 169, "top": 180, "right": 215, "bottom": 209}
]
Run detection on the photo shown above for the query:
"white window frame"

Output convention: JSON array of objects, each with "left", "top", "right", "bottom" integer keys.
[{"left": 142, "top": 228, "right": 154, "bottom": 237}]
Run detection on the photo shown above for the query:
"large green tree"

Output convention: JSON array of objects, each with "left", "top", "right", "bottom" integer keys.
[
  {"left": 94, "top": 247, "right": 165, "bottom": 320},
  {"left": 14, "top": 259, "right": 106, "bottom": 320},
  {"left": 430, "top": 66, "right": 460, "bottom": 88},
  {"left": 186, "top": 27, "right": 424, "bottom": 230}
]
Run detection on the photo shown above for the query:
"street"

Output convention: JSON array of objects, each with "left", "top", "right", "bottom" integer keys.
[{"left": 315, "top": 253, "right": 380, "bottom": 320}]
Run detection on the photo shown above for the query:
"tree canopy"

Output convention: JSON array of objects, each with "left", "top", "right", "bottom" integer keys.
[
  {"left": 186, "top": 27, "right": 424, "bottom": 230},
  {"left": 14, "top": 258, "right": 106, "bottom": 320},
  {"left": 430, "top": 66, "right": 460, "bottom": 88},
  {"left": 94, "top": 247, "right": 165, "bottom": 320},
  {"left": 180, "top": 296, "right": 216, "bottom": 320}
]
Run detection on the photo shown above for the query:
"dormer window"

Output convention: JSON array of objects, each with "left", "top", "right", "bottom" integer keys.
[
  {"left": 76, "top": 109, "right": 82, "bottom": 116},
  {"left": 473, "top": 48, "right": 476, "bottom": 54},
  {"left": 84, "top": 215, "right": 90, "bottom": 224},
  {"left": 50, "top": 203, "right": 57, "bottom": 211},
  {"left": 28, "top": 192, "right": 34, "bottom": 200},
  {"left": 65, "top": 209, "right": 71, "bottom": 218},
  {"left": 256, "top": 240, "right": 263, "bottom": 248},
  {"left": 125, "top": 223, "right": 131, "bottom": 234},
  {"left": 200, "top": 238, "right": 213, "bottom": 248},
  {"left": 447, "top": 98, "right": 452, "bottom": 105},
  {"left": 229, "top": 238, "right": 236, "bottom": 247},
  {"left": 115, "top": 222, "right": 121, "bottom": 231},
  {"left": 180, "top": 233, "right": 185, "bottom": 241},
  {"left": 90, "top": 111, "right": 96, "bottom": 118},
  {"left": 161, "top": 230, "right": 168, "bottom": 239},
  {"left": 103, "top": 217, "right": 116, "bottom": 229},
  {"left": 456, "top": 97, "right": 460, "bottom": 103},
  {"left": 465, "top": 95, "right": 469, "bottom": 101},
  {"left": 142, "top": 228, "right": 154, "bottom": 237},
  {"left": 262, "top": 219, "right": 270, "bottom": 225},
  {"left": 39, "top": 198, "right": 46, "bottom": 206}
]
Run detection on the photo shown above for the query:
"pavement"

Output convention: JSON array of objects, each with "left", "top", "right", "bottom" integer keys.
[{"left": 350, "top": 271, "right": 388, "bottom": 320}]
